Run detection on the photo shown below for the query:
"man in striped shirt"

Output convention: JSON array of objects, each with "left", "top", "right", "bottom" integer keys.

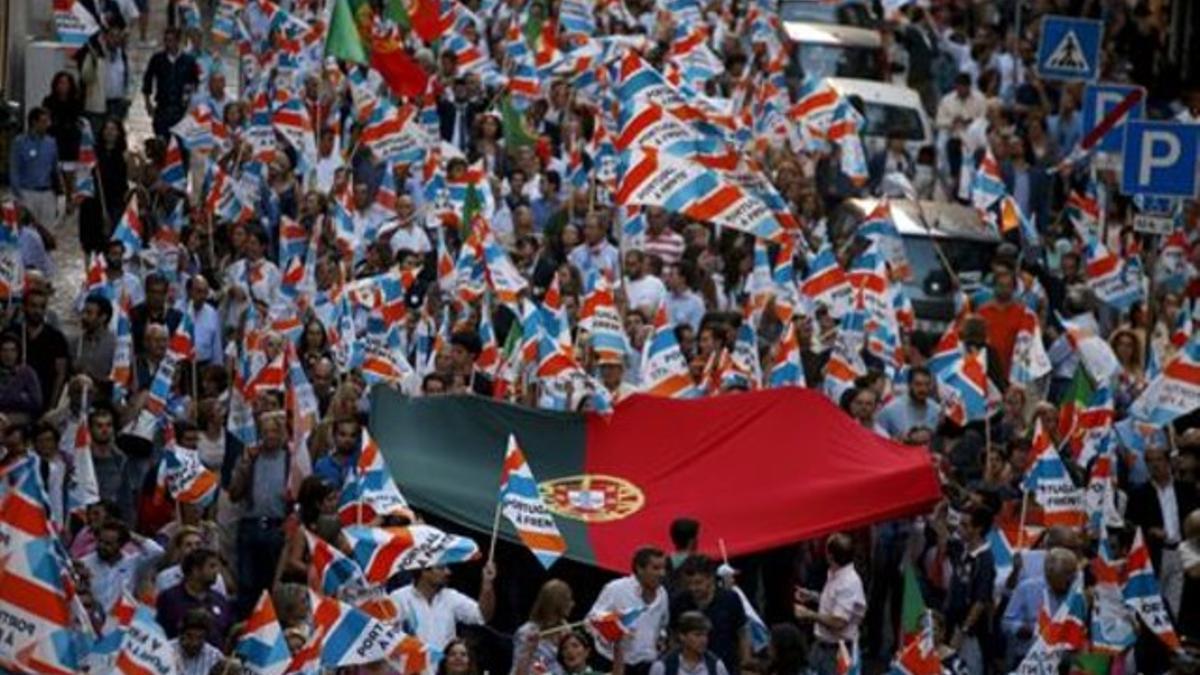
[
  {"left": 170, "top": 609, "right": 225, "bottom": 675},
  {"left": 643, "top": 207, "right": 686, "bottom": 266}
]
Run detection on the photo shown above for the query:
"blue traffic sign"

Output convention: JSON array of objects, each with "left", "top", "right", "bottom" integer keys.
[
  {"left": 1083, "top": 84, "right": 1145, "bottom": 154},
  {"left": 1037, "top": 16, "right": 1102, "bottom": 82},
  {"left": 1121, "top": 121, "right": 1200, "bottom": 197}
]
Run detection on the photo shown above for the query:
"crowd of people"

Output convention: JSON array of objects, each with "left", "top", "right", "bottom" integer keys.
[{"left": 3, "top": 0, "right": 1200, "bottom": 673}]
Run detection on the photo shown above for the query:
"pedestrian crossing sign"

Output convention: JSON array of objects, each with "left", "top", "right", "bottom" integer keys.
[{"left": 1037, "top": 16, "right": 1102, "bottom": 82}]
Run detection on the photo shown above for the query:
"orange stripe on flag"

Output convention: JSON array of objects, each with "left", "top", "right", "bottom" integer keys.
[
  {"left": 1164, "top": 360, "right": 1200, "bottom": 382},
  {"left": 615, "top": 152, "right": 658, "bottom": 205},
  {"left": 518, "top": 530, "right": 568, "bottom": 553},
  {"left": 685, "top": 185, "right": 741, "bottom": 222},
  {"left": 0, "top": 573, "right": 71, "bottom": 625}
]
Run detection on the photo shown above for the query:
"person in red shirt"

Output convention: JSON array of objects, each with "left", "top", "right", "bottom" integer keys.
[{"left": 977, "top": 263, "right": 1026, "bottom": 380}]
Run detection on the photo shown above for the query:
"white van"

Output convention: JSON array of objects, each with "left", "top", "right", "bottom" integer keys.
[
  {"left": 782, "top": 21, "right": 886, "bottom": 82},
  {"left": 825, "top": 77, "right": 933, "bottom": 158},
  {"left": 829, "top": 199, "right": 1001, "bottom": 349}
]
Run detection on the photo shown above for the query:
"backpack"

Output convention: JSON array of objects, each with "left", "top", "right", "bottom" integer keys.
[{"left": 662, "top": 649, "right": 721, "bottom": 675}]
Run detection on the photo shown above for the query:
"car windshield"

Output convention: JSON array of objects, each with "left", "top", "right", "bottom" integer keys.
[
  {"left": 790, "top": 43, "right": 882, "bottom": 81},
  {"left": 902, "top": 235, "right": 995, "bottom": 298},
  {"left": 779, "top": 2, "right": 872, "bottom": 26},
  {"left": 858, "top": 102, "right": 924, "bottom": 141}
]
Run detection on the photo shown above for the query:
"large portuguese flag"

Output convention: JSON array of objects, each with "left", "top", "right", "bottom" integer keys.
[{"left": 370, "top": 387, "right": 941, "bottom": 572}]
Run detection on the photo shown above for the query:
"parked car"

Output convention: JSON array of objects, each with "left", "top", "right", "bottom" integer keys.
[
  {"left": 825, "top": 77, "right": 932, "bottom": 158},
  {"left": 783, "top": 21, "right": 886, "bottom": 82},
  {"left": 828, "top": 198, "right": 1000, "bottom": 350}
]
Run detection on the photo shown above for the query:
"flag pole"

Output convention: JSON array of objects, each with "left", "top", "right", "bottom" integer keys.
[
  {"left": 1016, "top": 487, "right": 1029, "bottom": 550},
  {"left": 487, "top": 492, "right": 502, "bottom": 563},
  {"left": 489, "top": 437, "right": 505, "bottom": 562},
  {"left": 190, "top": 353, "right": 199, "bottom": 423},
  {"left": 538, "top": 619, "right": 590, "bottom": 637}
]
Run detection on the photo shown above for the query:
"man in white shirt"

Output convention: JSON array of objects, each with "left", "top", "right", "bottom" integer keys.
[
  {"left": 221, "top": 225, "right": 281, "bottom": 330},
  {"left": 314, "top": 136, "right": 344, "bottom": 194},
  {"left": 624, "top": 250, "right": 667, "bottom": 315},
  {"left": 80, "top": 518, "right": 165, "bottom": 612},
  {"left": 793, "top": 534, "right": 865, "bottom": 675},
  {"left": 1176, "top": 89, "right": 1200, "bottom": 123},
  {"left": 383, "top": 195, "right": 433, "bottom": 257},
  {"left": 935, "top": 73, "right": 987, "bottom": 179},
  {"left": 389, "top": 562, "right": 497, "bottom": 652},
  {"left": 589, "top": 547, "right": 670, "bottom": 675}
]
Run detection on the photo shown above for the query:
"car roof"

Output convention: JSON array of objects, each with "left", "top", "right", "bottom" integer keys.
[
  {"left": 781, "top": 21, "right": 882, "bottom": 48},
  {"left": 825, "top": 77, "right": 924, "bottom": 110},
  {"left": 845, "top": 198, "right": 1001, "bottom": 243}
]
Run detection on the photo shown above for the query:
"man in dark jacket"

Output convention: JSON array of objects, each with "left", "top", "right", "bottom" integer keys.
[
  {"left": 437, "top": 76, "right": 486, "bottom": 153},
  {"left": 141, "top": 27, "right": 198, "bottom": 139},
  {"left": 1127, "top": 446, "right": 1199, "bottom": 614}
]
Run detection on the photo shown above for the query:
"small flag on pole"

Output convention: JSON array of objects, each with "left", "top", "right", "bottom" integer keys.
[{"left": 499, "top": 434, "right": 567, "bottom": 568}]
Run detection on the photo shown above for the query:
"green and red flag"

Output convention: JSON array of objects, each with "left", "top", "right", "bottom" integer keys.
[
  {"left": 899, "top": 564, "right": 927, "bottom": 646},
  {"left": 502, "top": 96, "right": 537, "bottom": 149},
  {"left": 1058, "top": 365, "right": 1094, "bottom": 450},
  {"left": 370, "top": 388, "right": 941, "bottom": 571},
  {"left": 325, "top": 0, "right": 429, "bottom": 98}
]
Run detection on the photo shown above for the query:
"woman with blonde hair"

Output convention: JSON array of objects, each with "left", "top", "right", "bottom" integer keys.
[
  {"left": 513, "top": 579, "right": 575, "bottom": 675},
  {"left": 1110, "top": 326, "right": 1147, "bottom": 414}
]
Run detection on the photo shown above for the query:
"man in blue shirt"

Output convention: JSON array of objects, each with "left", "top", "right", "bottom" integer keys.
[
  {"left": 313, "top": 416, "right": 363, "bottom": 487},
  {"left": 665, "top": 263, "right": 706, "bottom": 331},
  {"left": 877, "top": 366, "right": 942, "bottom": 440},
  {"left": 568, "top": 212, "right": 620, "bottom": 279},
  {"left": 9, "top": 108, "right": 59, "bottom": 230},
  {"left": 1000, "top": 547, "right": 1078, "bottom": 669}
]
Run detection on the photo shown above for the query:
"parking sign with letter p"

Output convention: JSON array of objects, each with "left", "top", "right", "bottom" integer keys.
[
  {"left": 1083, "top": 84, "right": 1145, "bottom": 154},
  {"left": 1121, "top": 121, "right": 1200, "bottom": 198}
]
